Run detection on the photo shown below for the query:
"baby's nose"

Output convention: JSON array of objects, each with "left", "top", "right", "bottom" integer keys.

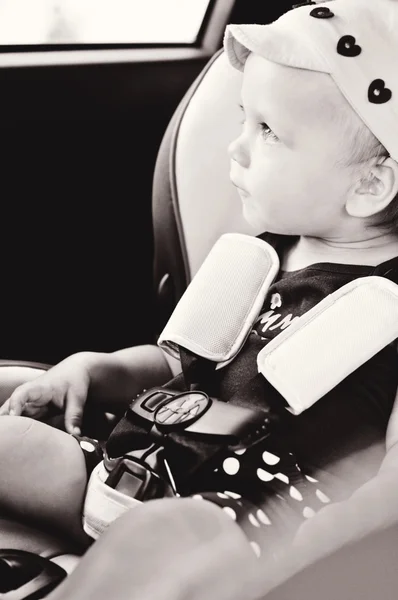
[{"left": 228, "top": 134, "right": 250, "bottom": 169}]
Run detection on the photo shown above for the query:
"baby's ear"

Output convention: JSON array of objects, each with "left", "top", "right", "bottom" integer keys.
[{"left": 346, "top": 157, "right": 398, "bottom": 218}]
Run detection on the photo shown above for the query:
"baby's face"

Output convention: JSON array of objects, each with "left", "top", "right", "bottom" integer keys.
[{"left": 229, "top": 53, "right": 360, "bottom": 236}]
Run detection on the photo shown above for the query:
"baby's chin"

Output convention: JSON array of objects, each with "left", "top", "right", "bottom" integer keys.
[
  {"left": 240, "top": 197, "right": 317, "bottom": 237},
  {"left": 242, "top": 209, "right": 301, "bottom": 237},
  {"left": 241, "top": 206, "right": 264, "bottom": 232}
]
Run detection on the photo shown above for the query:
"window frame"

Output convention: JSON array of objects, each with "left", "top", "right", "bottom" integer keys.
[{"left": 0, "top": 0, "right": 235, "bottom": 67}]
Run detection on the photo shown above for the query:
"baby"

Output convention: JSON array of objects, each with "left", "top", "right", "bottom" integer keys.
[{"left": 1, "top": 0, "right": 398, "bottom": 570}]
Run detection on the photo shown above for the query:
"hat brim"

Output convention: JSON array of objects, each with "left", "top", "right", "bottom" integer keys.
[{"left": 224, "top": 22, "right": 331, "bottom": 74}]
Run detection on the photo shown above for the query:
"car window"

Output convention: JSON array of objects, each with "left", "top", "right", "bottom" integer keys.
[{"left": 0, "top": 0, "right": 213, "bottom": 46}]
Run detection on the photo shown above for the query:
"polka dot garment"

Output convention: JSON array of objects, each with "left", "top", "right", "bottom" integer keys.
[{"left": 188, "top": 436, "right": 333, "bottom": 560}]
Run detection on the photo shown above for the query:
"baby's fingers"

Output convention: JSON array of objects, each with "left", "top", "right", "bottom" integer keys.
[
  {"left": 7, "top": 385, "right": 52, "bottom": 416},
  {"left": 64, "top": 387, "right": 86, "bottom": 435},
  {"left": 3, "top": 388, "right": 27, "bottom": 415},
  {"left": 7, "top": 386, "right": 33, "bottom": 415}
]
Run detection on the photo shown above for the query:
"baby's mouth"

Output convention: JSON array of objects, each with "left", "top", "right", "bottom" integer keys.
[
  {"left": 231, "top": 180, "right": 249, "bottom": 197},
  {"left": 237, "top": 187, "right": 250, "bottom": 198}
]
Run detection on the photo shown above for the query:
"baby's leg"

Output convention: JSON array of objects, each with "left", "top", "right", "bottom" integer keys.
[{"left": 0, "top": 416, "right": 90, "bottom": 546}]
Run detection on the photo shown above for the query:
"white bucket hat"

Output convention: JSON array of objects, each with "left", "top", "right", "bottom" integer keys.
[{"left": 224, "top": 0, "right": 398, "bottom": 161}]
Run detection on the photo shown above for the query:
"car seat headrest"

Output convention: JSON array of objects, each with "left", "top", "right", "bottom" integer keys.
[{"left": 152, "top": 50, "right": 262, "bottom": 331}]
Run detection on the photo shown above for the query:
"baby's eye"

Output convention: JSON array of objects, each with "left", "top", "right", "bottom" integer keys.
[
  {"left": 259, "top": 123, "right": 278, "bottom": 142},
  {"left": 238, "top": 104, "right": 279, "bottom": 142}
]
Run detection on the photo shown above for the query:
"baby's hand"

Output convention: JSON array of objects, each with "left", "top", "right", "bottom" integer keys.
[{"left": 0, "top": 355, "right": 91, "bottom": 435}]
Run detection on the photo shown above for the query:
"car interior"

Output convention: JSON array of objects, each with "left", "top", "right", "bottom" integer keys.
[{"left": 1, "top": 1, "right": 398, "bottom": 598}]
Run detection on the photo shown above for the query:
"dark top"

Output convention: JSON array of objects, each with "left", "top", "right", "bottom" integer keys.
[{"left": 213, "top": 232, "right": 398, "bottom": 495}]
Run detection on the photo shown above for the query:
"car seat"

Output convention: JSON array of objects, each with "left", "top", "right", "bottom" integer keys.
[{"left": 0, "top": 48, "right": 260, "bottom": 581}]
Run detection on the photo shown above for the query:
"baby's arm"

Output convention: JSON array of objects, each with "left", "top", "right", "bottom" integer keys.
[
  {"left": 73, "top": 345, "right": 180, "bottom": 407},
  {"left": 0, "top": 345, "right": 181, "bottom": 434}
]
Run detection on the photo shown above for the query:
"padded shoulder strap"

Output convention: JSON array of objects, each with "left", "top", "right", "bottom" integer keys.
[
  {"left": 258, "top": 275, "right": 398, "bottom": 415},
  {"left": 158, "top": 233, "right": 279, "bottom": 363}
]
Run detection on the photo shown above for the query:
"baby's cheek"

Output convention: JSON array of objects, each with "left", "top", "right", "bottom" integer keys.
[{"left": 252, "top": 167, "right": 280, "bottom": 201}]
